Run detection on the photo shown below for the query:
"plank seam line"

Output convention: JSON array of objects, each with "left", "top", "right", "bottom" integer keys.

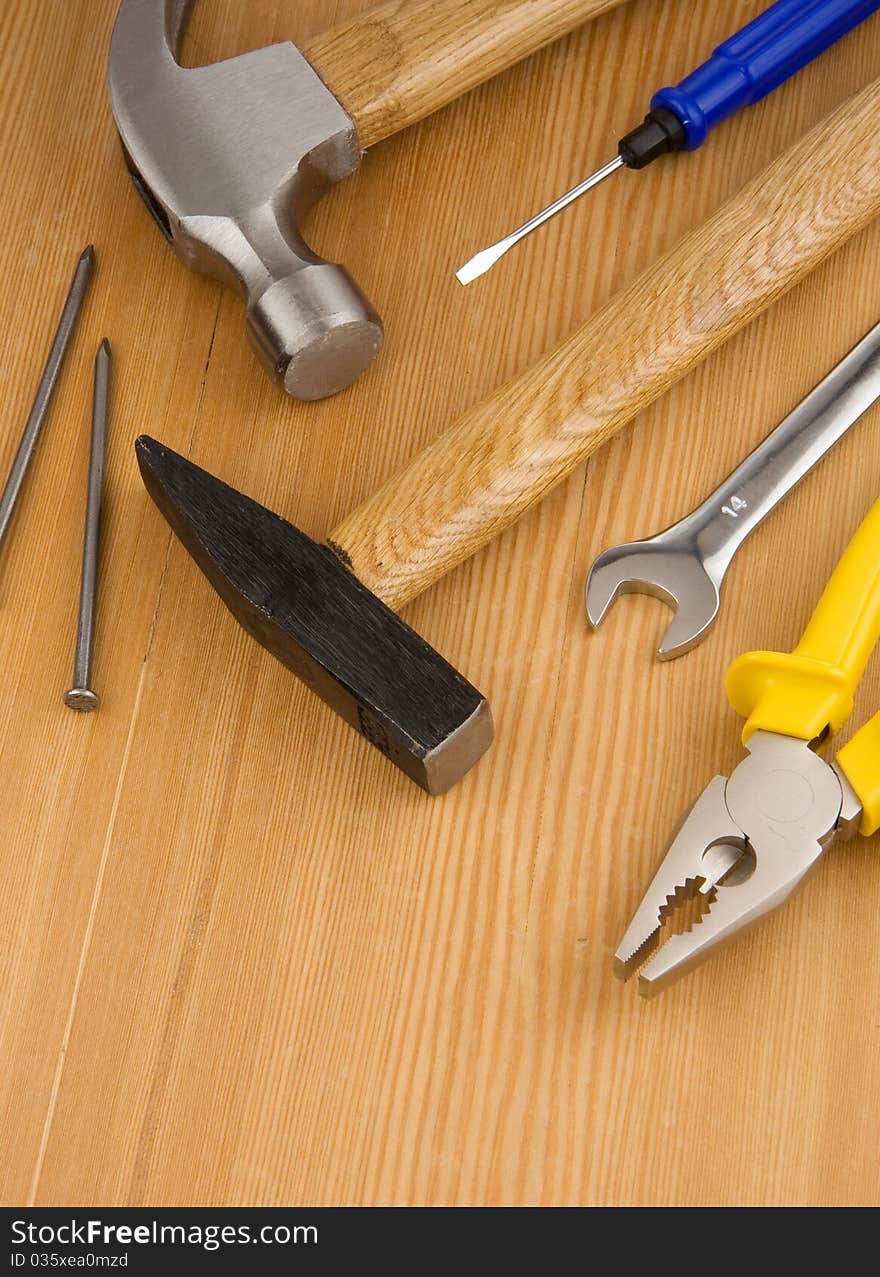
[
  {"left": 27, "top": 662, "right": 151, "bottom": 1205},
  {"left": 141, "top": 290, "right": 223, "bottom": 661},
  {"left": 518, "top": 469, "right": 593, "bottom": 958}
]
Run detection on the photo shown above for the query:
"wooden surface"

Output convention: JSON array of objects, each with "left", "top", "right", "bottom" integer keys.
[
  {"left": 306, "top": 0, "right": 624, "bottom": 147},
  {"left": 1, "top": 0, "right": 879, "bottom": 1208}
]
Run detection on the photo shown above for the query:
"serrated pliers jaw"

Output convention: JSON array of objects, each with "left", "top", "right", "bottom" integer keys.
[
  {"left": 615, "top": 732, "right": 861, "bottom": 998},
  {"left": 614, "top": 775, "right": 744, "bottom": 993}
]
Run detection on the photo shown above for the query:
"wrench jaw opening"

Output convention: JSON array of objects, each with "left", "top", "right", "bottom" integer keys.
[{"left": 586, "top": 538, "right": 722, "bottom": 661}]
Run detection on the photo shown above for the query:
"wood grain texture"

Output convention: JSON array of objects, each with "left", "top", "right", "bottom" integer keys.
[
  {"left": 305, "top": 0, "right": 626, "bottom": 147},
  {"left": 335, "top": 77, "right": 880, "bottom": 608},
  {"left": 1, "top": 0, "right": 880, "bottom": 1208}
]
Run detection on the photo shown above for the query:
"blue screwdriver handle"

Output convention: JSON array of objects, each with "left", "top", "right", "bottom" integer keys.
[{"left": 651, "top": 0, "right": 880, "bottom": 150}]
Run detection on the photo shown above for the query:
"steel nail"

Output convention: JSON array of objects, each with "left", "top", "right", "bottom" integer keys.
[
  {"left": 64, "top": 339, "right": 110, "bottom": 713},
  {"left": 0, "top": 246, "right": 95, "bottom": 559}
]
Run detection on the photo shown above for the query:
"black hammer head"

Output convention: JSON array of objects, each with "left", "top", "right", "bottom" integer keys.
[
  {"left": 136, "top": 438, "right": 494, "bottom": 794},
  {"left": 108, "top": 1, "right": 383, "bottom": 400}
]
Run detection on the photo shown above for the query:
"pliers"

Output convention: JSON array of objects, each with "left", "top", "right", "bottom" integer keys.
[{"left": 615, "top": 496, "right": 880, "bottom": 996}]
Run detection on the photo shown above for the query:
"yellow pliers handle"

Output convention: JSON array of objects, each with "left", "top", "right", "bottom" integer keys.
[{"left": 727, "top": 496, "right": 880, "bottom": 835}]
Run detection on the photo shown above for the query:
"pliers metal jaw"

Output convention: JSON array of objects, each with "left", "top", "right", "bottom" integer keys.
[
  {"left": 615, "top": 733, "right": 862, "bottom": 996},
  {"left": 616, "top": 495, "right": 880, "bottom": 996}
]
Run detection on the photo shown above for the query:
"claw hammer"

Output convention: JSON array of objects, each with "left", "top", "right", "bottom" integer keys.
[{"left": 107, "top": 0, "right": 627, "bottom": 401}]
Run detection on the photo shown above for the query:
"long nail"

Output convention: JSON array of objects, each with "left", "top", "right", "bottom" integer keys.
[
  {"left": 64, "top": 339, "right": 110, "bottom": 713},
  {"left": 0, "top": 246, "right": 95, "bottom": 559}
]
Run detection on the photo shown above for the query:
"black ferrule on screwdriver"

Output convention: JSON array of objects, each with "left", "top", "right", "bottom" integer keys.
[{"left": 618, "top": 108, "right": 688, "bottom": 170}]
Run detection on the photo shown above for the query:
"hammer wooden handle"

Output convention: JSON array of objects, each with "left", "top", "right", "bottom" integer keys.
[
  {"left": 332, "top": 76, "right": 880, "bottom": 611},
  {"left": 304, "top": 0, "right": 627, "bottom": 149}
]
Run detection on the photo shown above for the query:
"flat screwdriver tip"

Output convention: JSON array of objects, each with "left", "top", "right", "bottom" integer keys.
[{"left": 455, "top": 241, "right": 515, "bottom": 286}]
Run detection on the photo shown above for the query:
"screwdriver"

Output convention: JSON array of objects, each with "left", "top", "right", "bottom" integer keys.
[{"left": 456, "top": 0, "right": 880, "bottom": 285}]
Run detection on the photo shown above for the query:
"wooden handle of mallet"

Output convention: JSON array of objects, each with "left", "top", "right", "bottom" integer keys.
[
  {"left": 331, "top": 76, "right": 880, "bottom": 610},
  {"left": 304, "top": 0, "right": 628, "bottom": 149}
]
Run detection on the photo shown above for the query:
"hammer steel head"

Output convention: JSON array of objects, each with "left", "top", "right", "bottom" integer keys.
[
  {"left": 586, "top": 531, "right": 723, "bottom": 660},
  {"left": 135, "top": 437, "right": 494, "bottom": 794},
  {"left": 109, "top": 1, "right": 383, "bottom": 400}
]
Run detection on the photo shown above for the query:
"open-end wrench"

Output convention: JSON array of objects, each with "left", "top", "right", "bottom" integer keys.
[{"left": 586, "top": 320, "right": 880, "bottom": 660}]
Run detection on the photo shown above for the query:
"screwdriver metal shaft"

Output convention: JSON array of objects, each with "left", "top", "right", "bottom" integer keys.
[
  {"left": 64, "top": 340, "right": 111, "bottom": 713},
  {"left": 456, "top": 157, "right": 623, "bottom": 285},
  {"left": 0, "top": 245, "right": 95, "bottom": 556}
]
